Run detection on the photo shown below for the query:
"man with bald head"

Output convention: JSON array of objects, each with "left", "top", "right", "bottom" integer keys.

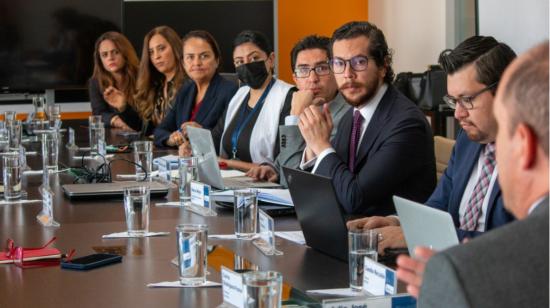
[{"left": 397, "top": 41, "right": 549, "bottom": 307}]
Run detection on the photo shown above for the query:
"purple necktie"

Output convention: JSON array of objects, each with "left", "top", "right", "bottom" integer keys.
[
  {"left": 348, "top": 110, "right": 363, "bottom": 172},
  {"left": 460, "top": 143, "right": 497, "bottom": 231}
]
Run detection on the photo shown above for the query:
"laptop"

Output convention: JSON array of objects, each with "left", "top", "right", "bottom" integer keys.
[
  {"left": 62, "top": 181, "right": 171, "bottom": 199},
  {"left": 393, "top": 196, "right": 459, "bottom": 258},
  {"left": 186, "top": 126, "right": 281, "bottom": 190},
  {"left": 282, "top": 167, "right": 349, "bottom": 261}
]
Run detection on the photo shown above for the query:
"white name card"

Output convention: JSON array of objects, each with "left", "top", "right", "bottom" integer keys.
[
  {"left": 190, "top": 181, "right": 210, "bottom": 208},
  {"left": 363, "top": 257, "right": 397, "bottom": 296},
  {"left": 221, "top": 266, "right": 244, "bottom": 308}
]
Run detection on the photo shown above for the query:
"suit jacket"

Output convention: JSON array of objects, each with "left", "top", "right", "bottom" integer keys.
[
  {"left": 426, "top": 130, "right": 515, "bottom": 240},
  {"left": 315, "top": 84, "right": 437, "bottom": 215},
  {"left": 154, "top": 73, "right": 238, "bottom": 147},
  {"left": 419, "top": 197, "right": 549, "bottom": 308},
  {"left": 276, "top": 92, "right": 350, "bottom": 186}
]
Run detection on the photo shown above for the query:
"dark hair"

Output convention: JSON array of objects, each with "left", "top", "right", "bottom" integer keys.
[
  {"left": 330, "top": 21, "right": 394, "bottom": 83},
  {"left": 438, "top": 36, "right": 517, "bottom": 90},
  {"left": 290, "top": 35, "right": 331, "bottom": 71},
  {"left": 182, "top": 30, "right": 222, "bottom": 72},
  {"left": 233, "top": 30, "right": 272, "bottom": 55},
  {"left": 502, "top": 41, "right": 549, "bottom": 155}
]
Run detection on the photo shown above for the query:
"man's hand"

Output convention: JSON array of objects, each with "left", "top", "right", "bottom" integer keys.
[
  {"left": 374, "top": 226, "right": 406, "bottom": 255},
  {"left": 178, "top": 139, "right": 193, "bottom": 157},
  {"left": 396, "top": 247, "right": 436, "bottom": 298},
  {"left": 290, "top": 90, "right": 315, "bottom": 116},
  {"left": 346, "top": 216, "right": 400, "bottom": 231},
  {"left": 180, "top": 121, "right": 202, "bottom": 139},
  {"left": 246, "top": 165, "right": 279, "bottom": 182},
  {"left": 103, "top": 86, "right": 126, "bottom": 112},
  {"left": 167, "top": 131, "right": 185, "bottom": 147},
  {"left": 298, "top": 104, "right": 333, "bottom": 155}
]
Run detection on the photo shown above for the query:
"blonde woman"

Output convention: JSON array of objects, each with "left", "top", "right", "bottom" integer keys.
[{"left": 134, "top": 26, "right": 186, "bottom": 135}]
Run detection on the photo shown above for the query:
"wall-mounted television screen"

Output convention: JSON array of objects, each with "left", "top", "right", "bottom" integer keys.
[
  {"left": 0, "top": 0, "right": 121, "bottom": 93},
  {"left": 123, "top": 0, "right": 274, "bottom": 74}
]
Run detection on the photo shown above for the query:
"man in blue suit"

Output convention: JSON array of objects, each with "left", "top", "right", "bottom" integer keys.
[
  {"left": 347, "top": 36, "right": 517, "bottom": 251},
  {"left": 298, "top": 21, "right": 436, "bottom": 216}
]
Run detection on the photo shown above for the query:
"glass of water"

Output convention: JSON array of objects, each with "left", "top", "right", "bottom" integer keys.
[
  {"left": 41, "top": 131, "right": 59, "bottom": 172},
  {"left": 132, "top": 141, "right": 153, "bottom": 182},
  {"left": 7, "top": 120, "right": 22, "bottom": 150},
  {"left": 178, "top": 156, "right": 198, "bottom": 206},
  {"left": 3, "top": 111, "right": 16, "bottom": 122},
  {"left": 88, "top": 115, "right": 105, "bottom": 155},
  {"left": 46, "top": 104, "right": 62, "bottom": 130},
  {"left": 234, "top": 189, "right": 258, "bottom": 240},
  {"left": 243, "top": 271, "right": 283, "bottom": 308},
  {"left": 123, "top": 186, "right": 150, "bottom": 237},
  {"left": 176, "top": 224, "right": 208, "bottom": 286},
  {"left": 348, "top": 229, "right": 379, "bottom": 291},
  {"left": 3, "top": 153, "right": 22, "bottom": 200}
]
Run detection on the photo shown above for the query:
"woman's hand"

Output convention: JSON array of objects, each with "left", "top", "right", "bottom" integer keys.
[
  {"left": 167, "top": 131, "right": 185, "bottom": 147},
  {"left": 110, "top": 115, "right": 134, "bottom": 131},
  {"left": 180, "top": 121, "right": 202, "bottom": 139},
  {"left": 103, "top": 86, "right": 126, "bottom": 112}
]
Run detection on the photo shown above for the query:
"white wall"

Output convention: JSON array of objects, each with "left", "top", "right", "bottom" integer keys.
[
  {"left": 369, "top": 0, "right": 448, "bottom": 73},
  {"left": 478, "top": 0, "right": 549, "bottom": 54}
]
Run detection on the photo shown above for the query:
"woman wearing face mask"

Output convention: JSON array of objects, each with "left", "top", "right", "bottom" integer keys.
[
  {"left": 89, "top": 31, "right": 141, "bottom": 131},
  {"left": 154, "top": 30, "right": 238, "bottom": 148},
  {"left": 134, "top": 26, "right": 186, "bottom": 136},
  {"left": 209, "top": 30, "right": 296, "bottom": 172}
]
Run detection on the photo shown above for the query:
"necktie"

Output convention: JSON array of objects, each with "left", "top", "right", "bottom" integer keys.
[
  {"left": 348, "top": 110, "right": 363, "bottom": 173},
  {"left": 460, "top": 143, "right": 497, "bottom": 231}
]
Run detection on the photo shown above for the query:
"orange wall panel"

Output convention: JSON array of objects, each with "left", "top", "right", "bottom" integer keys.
[{"left": 277, "top": 0, "right": 368, "bottom": 83}]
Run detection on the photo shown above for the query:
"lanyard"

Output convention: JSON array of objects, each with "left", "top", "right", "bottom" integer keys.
[{"left": 230, "top": 78, "right": 275, "bottom": 159}]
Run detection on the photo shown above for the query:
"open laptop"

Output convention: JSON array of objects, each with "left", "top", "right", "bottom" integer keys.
[
  {"left": 282, "top": 167, "right": 349, "bottom": 261},
  {"left": 62, "top": 181, "right": 171, "bottom": 199},
  {"left": 393, "top": 196, "right": 459, "bottom": 258},
  {"left": 186, "top": 126, "right": 281, "bottom": 190}
]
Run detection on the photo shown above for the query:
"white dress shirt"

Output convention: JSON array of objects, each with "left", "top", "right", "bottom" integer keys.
[{"left": 300, "top": 83, "right": 388, "bottom": 172}]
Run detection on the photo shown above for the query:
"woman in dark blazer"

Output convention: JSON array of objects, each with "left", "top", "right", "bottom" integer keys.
[{"left": 154, "top": 30, "right": 238, "bottom": 147}]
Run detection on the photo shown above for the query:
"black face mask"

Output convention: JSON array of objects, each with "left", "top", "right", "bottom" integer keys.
[{"left": 236, "top": 61, "right": 269, "bottom": 89}]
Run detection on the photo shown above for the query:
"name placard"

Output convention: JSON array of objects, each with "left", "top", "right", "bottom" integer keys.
[
  {"left": 221, "top": 266, "right": 244, "bottom": 308},
  {"left": 252, "top": 210, "right": 283, "bottom": 256},
  {"left": 190, "top": 181, "right": 210, "bottom": 208},
  {"left": 363, "top": 257, "right": 397, "bottom": 296}
]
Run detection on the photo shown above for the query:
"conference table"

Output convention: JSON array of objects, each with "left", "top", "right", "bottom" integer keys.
[{"left": 0, "top": 124, "right": 386, "bottom": 308}]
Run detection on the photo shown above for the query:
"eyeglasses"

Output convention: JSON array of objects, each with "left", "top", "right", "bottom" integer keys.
[
  {"left": 329, "top": 56, "right": 370, "bottom": 74},
  {"left": 293, "top": 63, "right": 331, "bottom": 78},
  {"left": 443, "top": 82, "right": 497, "bottom": 110}
]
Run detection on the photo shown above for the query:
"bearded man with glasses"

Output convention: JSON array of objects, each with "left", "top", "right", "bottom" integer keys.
[
  {"left": 297, "top": 21, "right": 436, "bottom": 216},
  {"left": 247, "top": 35, "right": 350, "bottom": 185},
  {"left": 347, "top": 36, "right": 517, "bottom": 256}
]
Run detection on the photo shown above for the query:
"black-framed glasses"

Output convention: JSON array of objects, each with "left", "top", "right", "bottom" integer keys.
[
  {"left": 443, "top": 82, "right": 498, "bottom": 110},
  {"left": 293, "top": 63, "right": 331, "bottom": 78},
  {"left": 329, "top": 56, "right": 370, "bottom": 74}
]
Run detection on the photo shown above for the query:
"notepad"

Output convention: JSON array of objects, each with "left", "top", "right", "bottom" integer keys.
[{"left": 0, "top": 248, "right": 61, "bottom": 264}]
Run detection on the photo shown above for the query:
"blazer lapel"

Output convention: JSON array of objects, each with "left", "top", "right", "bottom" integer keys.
[
  {"left": 449, "top": 140, "right": 482, "bottom": 224},
  {"left": 354, "top": 87, "right": 394, "bottom": 169},
  {"left": 333, "top": 108, "right": 354, "bottom": 166},
  {"left": 193, "top": 74, "right": 220, "bottom": 123}
]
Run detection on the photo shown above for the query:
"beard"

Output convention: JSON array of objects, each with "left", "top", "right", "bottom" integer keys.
[{"left": 340, "top": 78, "right": 380, "bottom": 107}]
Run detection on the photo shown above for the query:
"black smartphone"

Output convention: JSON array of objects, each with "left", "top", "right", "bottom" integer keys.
[{"left": 61, "top": 253, "right": 122, "bottom": 270}]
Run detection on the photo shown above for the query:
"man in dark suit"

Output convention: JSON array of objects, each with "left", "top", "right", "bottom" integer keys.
[
  {"left": 298, "top": 21, "right": 436, "bottom": 216},
  {"left": 347, "top": 36, "right": 517, "bottom": 251},
  {"left": 397, "top": 42, "right": 549, "bottom": 307}
]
